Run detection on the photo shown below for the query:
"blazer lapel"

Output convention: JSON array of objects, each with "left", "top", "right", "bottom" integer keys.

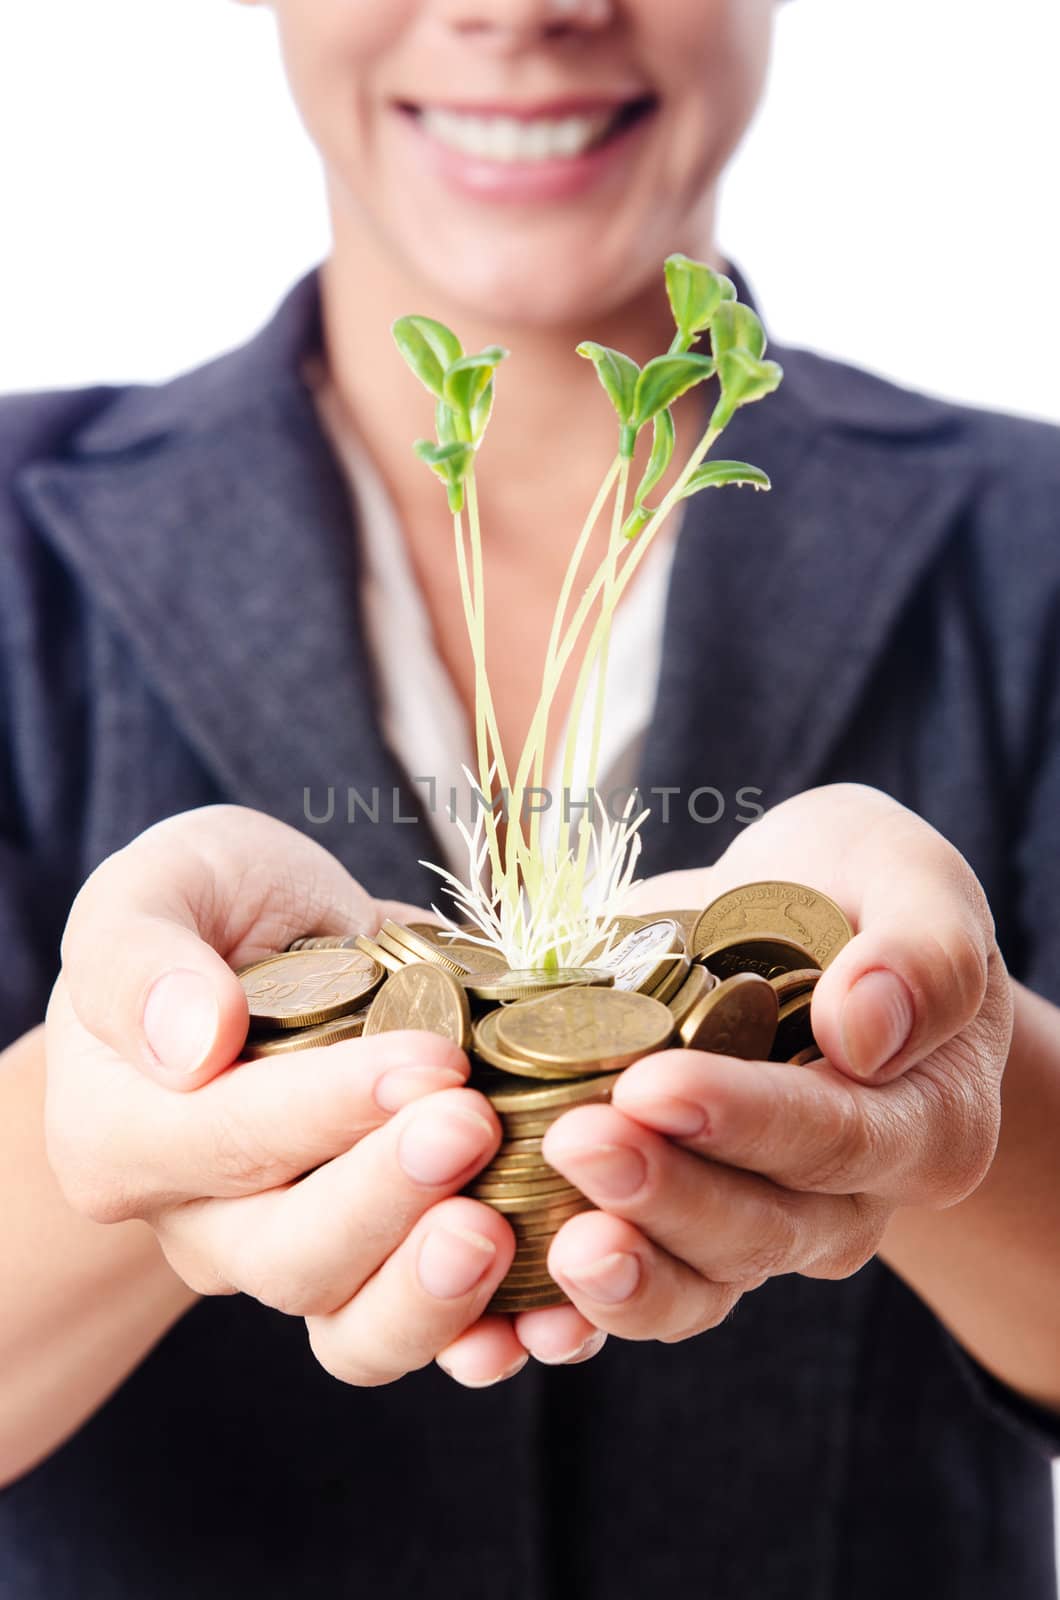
[
  {"left": 636, "top": 342, "right": 979, "bottom": 874},
  {"left": 16, "top": 277, "right": 439, "bottom": 901}
]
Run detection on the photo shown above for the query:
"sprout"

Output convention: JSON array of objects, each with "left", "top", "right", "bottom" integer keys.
[{"left": 392, "top": 255, "right": 783, "bottom": 968}]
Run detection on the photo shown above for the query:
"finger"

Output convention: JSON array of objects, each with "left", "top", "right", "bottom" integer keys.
[
  {"left": 512, "top": 1306, "right": 607, "bottom": 1367},
  {"left": 306, "top": 1196, "right": 515, "bottom": 1387},
  {"left": 152, "top": 1087, "right": 501, "bottom": 1312},
  {"left": 436, "top": 1318, "right": 530, "bottom": 1388},
  {"left": 544, "top": 1104, "right": 884, "bottom": 1284},
  {"left": 61, "top": 804, "right": 380, "bottom": 1087},
  {"left": 546, "top": 1209, "right": 741, "bottom": 1341},
  {"left": 46, "top": 979, "right": 474, "bottom": 1217},
  {"left": 613, "top": 1047, "right": 973, "bottom": 1203}
]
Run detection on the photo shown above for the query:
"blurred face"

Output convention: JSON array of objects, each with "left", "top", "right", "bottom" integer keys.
[{"left": 265, "top": 0, "right": 774, "bottom": 327}]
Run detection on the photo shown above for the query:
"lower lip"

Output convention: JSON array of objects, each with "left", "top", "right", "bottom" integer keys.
[{"left": 396, "top": 107, "right": 655, "bottom": 204}]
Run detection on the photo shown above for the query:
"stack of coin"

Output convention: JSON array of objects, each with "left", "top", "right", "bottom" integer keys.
[{"left": 238, "top": 881, "right": 852, "bottom": 1312}]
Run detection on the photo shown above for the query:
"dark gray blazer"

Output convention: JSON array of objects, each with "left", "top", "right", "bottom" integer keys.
[{"left": 1, "top": 273, "right": 1059, "bottom": 1599}]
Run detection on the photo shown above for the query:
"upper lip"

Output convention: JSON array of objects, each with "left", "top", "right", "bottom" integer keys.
[{"left": 401, "top": 95, "right": 654, "bottom": 121}]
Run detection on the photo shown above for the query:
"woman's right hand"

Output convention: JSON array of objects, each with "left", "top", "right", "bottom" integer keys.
[{"left": 42, "top": 805, "right": 537, "bottom": 1389}]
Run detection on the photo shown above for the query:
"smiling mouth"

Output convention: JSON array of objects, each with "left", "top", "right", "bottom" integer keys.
[{"left": 400, "top": 97, "right": 658, "bottom": 164}]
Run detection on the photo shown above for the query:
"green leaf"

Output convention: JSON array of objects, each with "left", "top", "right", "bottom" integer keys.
[
  {"left": 715, "top": 351, "right": 783, "bottom": 411},
  {"left": 710, "top": 302, "right": 768, "bottom": 362},
  {"left": 664, "top": 254, "right": 737, "bottom": 342},
  {"left": 392, "top": 315, "right": 464, "bottom": 397},
  {"left": 681, "top": 460, "right": 772, "bottom": 497},
  {"left": 576, "top": 341, "right": 641, "bottom": 426},
  {"left": 622, "top": 410, "right": 677, "bottom": 540},
  {"left": 435, "top": 399, "right": 460, "bottom": 446},
  {"left": 441, "top": 347, "right": 508, "bottom": 444},
  {"left": 444, "top": 350, "right": 507, "bottom": 425},
  {"left": 413, "top": 438, "right": 474, "bottom": 512},
  {"left": 632, "top": 353, "right": 716, "bottom": 428}
]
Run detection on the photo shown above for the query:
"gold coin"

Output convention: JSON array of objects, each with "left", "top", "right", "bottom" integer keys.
[
  {"left": 495, "top": 1136, "right": 545, "bottom": 1156},
  {"left": 240, "top": 949, "right": 384, "bottom": 1031},
  {"left": 653, "top": 909, "right": 702, "bottom": 947},
  {"left": 481, "top": 1069, "right": 623, "bottom": 1115},
  {"left": 475, "top": 1186, "right": 583, "bottom": 1214},
  {"left": 363, "top": 963, "right": 472, "bottom": 1050},
  {"left": 354, "top": 933, "right": 406, "bottom": 974},
  {"left": 696, "top": 933, "right": 818, "bottom": 983},
  {"left": 504, "top": 1200, "right": 591, "bottom": 1232},
  {"left": 241, "top": 1011, "right": 369, "bottom": 1057},
  {"left": 403, "top": 921, "right": 455, "bottom": 943},
  {"left": 496, "top": 988, "right": 673, "bottom": 1075},
  {"left": 467, "top": 968, "right": 614, "bottom": 1003},
  {"left": 489, "top": 1286, "right": 570, "bottom": 1311},
  {"left": 788, "top": 1045, "right": 825, "bottom": 1066},
  {"left": 286, "top": 934, "right": 363, "bottom": 952},
  {"left": 379, "top": 920, "right": 471, "bottom": 976},
  {"left": 771, "top": 992, "right": 817, "bottom": 1062},
  {"left": 642, "top": 952, "right": 692, "bottom": 1006},
  {"left": 679, "top": 972, "right": 779, "bottom": 1060},
  {"left": 598, "top": 919, "right": 684, "bottom": 993},
  {"left": 467, "top": 1175, "right": 579, "bottom": 1201},
  {"left": 472, "top": 1009, "right": 595, "bottom": 1081},
  {"left": 450, "top": 947, "right": 511, "bottom": 979},
  {"left": 692, "top": 881, "right": 853, "bottom": 968},
  {"left": 769, "top": 967, "right": 822, "bottom": 1004},
  {"left": 667, "top": 964, "right": 717, "bottom": 1030}
]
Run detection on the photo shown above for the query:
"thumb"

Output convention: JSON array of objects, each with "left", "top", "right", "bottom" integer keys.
[{"left": 60, "top": 805, "right": 379, "bottom": 1089}]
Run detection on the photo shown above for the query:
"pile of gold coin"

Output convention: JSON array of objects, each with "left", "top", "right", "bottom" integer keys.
[{"left": 235, "top": 883, "right": 853, "bottom": 1313}]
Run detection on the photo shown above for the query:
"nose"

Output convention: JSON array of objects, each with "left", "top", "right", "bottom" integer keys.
[{"left": 436, "top": 0, "right": 615, "bottom": 49}]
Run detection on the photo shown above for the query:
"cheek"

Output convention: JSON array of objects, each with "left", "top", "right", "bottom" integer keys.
[
  {"left": 638, "top": 0, "right": 773, "bottom": 182},
  {"left": 271, "top": 0, "right": 415, "bottom": 159}
]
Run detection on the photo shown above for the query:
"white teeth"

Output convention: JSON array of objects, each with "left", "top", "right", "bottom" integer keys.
[{"left": 419, "top": 108, "right": 619, "bottom": 163}]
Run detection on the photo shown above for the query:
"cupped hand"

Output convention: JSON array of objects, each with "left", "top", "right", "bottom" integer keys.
[
  {"left": 44, "top": 805, "right": 552, "bottom": 1388},
  {"left": 530, "top": 783, "right": 1014, "bottom": 1344}
]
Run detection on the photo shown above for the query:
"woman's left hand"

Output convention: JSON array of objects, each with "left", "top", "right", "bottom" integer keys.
[{"left": 507, "top": 782, "right": 1014, "bottom": 1359}]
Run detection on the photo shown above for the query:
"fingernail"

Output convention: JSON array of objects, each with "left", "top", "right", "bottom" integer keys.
[
  {"left": 616, "top": 1094, "right": 707, "bottom": 1138},
  {"left": 560, "top": 1251, "right": 641, "bottom": 1304},
  {"left": 398, "top": 1106, "right": 495, "bottom": 1186},
  {"left": 840, "top": 970, "right": 915, "bottom": 1079},
  {"left": 438, "top": 1352, "right": 529, "bottom": 1388},
  {"left": 535, "top": 1329, "right": 608, "bottom": 1367},
  {"left": 549, "top": 1142, "right": 646, "bottom": 1200},
  {"left": 143, "top": 970, "right": 219, "bottom": 1076},
  {"left": 417, "top": 1223, "right": 498, "bottom": 1299},
  {"left": 375, "top": 1064, "right": 466, "bottom": 1113}
]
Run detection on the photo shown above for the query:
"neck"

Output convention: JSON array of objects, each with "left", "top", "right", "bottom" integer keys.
[{"left": 319, "top": 199, "right": 723, "bottom": 527}]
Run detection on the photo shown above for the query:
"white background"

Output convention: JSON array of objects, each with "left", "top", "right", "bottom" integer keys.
[{"left": 1, "top": 0, "right": 1058, "bottom": 1566}]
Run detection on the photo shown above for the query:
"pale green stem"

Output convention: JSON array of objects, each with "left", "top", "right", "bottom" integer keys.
[
  {"left": 547, "top": 423, "right": 722, "bottom": 707},
  {"left": 513, "top": 457, "right": 623, "bottom": 890},
  {"left": 453, "top": 485, "right": 507, "bottom": 902},
  {"left": 556, "top": 459, "right": 631, "bottom": 877}
]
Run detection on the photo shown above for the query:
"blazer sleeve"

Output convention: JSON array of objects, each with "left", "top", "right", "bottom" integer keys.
[{"left": 941, "top": 463, "right": 1060, "bottom": 1460}]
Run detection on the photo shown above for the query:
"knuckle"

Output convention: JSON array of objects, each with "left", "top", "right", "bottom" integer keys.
[
  {"left": 797, "top": 1083, "right": 873, "bottom": 1191},
  {"left": 944, "top": 925, "right": 991, "bottom": 1018},
  {"left": 810, "top": 1207, "right": 884, "bottom": 1281},
  {"left": 45, "top": 1128, "right": 137, "bottom": 1224},
  {"left": 208, "top": 1111, "right": 284, "bottom": 1192},
  {"left": 735, "top": 1204, "right": 801, "bottom": 1282},
  {"left": 659, "top": 1283, "right": 743, "bottom": 1341},
  {"left": 153, "top": 1219, "right": 235, "bottom": 1298},
  {"left": 305, "top": 1322, "right": 400, "bottom": 1390}
]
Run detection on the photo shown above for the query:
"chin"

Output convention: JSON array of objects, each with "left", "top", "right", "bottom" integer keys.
[{"left": 397, "top": 228, "right": 659, "bottom": 334}]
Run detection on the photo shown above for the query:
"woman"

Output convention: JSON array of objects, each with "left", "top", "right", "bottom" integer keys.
[{"left": 1, "top": 1, "right": 1059, "bottom": 1595}]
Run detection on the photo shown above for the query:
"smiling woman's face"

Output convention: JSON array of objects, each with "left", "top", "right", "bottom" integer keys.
[{"left": 264, "top": 0, "right": 775, "bottom": 326}]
